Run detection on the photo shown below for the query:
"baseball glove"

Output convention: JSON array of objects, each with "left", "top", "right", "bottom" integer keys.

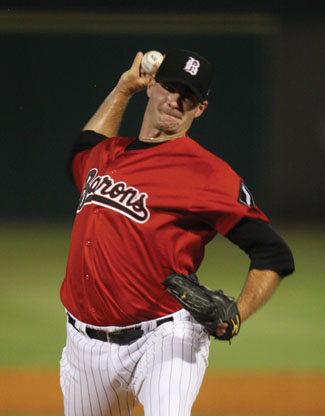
[{"left": 163, "top": 272, "right": 241, "bottom": 341}]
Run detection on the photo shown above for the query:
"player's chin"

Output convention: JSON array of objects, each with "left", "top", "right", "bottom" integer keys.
[{"left": 160, "top": 115, "right": 183, "bottom": 133}]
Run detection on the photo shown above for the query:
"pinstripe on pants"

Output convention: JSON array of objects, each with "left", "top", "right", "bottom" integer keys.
[{"left": 60, "top": 309, "right": 210, "bottom": 416}]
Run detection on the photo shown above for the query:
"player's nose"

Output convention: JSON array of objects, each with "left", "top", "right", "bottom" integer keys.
[{"left": 167, "top": 92, "right": 183, "bottom": 110}]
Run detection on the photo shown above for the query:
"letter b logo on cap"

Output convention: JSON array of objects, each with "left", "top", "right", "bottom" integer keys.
[{"left": 184, "top": 57, "right": 200, "bottom": 76}]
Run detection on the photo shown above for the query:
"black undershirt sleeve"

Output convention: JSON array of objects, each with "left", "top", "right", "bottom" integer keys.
[
  {"left": 70, "top": 130, "right": 107, "bottom": 160},
  {"left": 225, "top": 217, "right": 295, "bottom": 277},
  {"left": 66, "top": 130, "right": 107, "bottom": 183},
  {"left": 66, "top": 130, "right": 166, "bottom": 184}
]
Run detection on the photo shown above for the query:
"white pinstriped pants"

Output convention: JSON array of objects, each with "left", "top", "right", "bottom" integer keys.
[{"left": 60, "top": 309, "right": 210, "bottom": 416}]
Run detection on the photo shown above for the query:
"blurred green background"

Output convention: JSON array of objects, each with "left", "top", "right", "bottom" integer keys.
[{"left": 1, "top": 220, "right": 324, "bottom": 370}]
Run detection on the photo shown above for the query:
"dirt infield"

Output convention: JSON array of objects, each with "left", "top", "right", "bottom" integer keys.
[{"left": 0, "top": 369, "right": 324, "bottom": 415}]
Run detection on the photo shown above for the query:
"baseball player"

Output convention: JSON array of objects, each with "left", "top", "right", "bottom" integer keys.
[{"left": 59, "top": 49, "right": 294, "bottom": 416}]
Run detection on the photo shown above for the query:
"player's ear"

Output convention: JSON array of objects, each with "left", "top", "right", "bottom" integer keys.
[
  {"left": 194, "top": 100, "right": 208, "bottom": 118},
  {"left": 146, "top": 78, "right": 156, "bottom": 98}
]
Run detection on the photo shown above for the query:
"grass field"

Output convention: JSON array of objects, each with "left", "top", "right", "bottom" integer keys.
[
  {"left": 1, "top": 219, "right": 324, "bottom": 369},
  {"left": 0, "top": 219, "right": 324, "bottom": 415}
]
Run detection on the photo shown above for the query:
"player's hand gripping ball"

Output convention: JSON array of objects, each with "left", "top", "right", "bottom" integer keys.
[{"left": 141, "top": 50, "right": 164, "bottom": 75}]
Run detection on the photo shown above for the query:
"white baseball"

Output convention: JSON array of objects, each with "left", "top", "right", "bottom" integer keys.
[{"left": 141, "top": 50, "right": 164, "bottom": 75}]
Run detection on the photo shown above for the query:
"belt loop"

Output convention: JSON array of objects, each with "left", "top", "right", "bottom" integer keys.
[
  {"left": 148, "top": 319, "right": 157, "bottom": 332},
  {"left": 67, "top": 313, "right": 87, "bottom": 335}
]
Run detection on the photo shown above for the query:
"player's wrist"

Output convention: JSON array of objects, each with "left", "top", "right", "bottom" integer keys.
[
  {"left": 113, "top": 84, "right": 135, "bottom": 99},
  {"left": 116, "top": 69, "right": 149, "bottom": 97}
]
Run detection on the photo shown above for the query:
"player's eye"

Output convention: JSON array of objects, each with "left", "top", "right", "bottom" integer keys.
[
  {"left": 161, "top": 83, "right": 198, "bottom": 106},
  {"left": 182, "top": 93, "right": 194, "bottom": 101},
  {"left": 182, "top": 92, "right": 198, "bottom": 107},
  {"left": 162, "top": 83, "right": 176, "bottom": 93}
]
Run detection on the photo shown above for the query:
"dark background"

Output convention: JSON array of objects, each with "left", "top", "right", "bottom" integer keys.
[{"left": 1, "top": 2, "right": 324, "bottom": 222}]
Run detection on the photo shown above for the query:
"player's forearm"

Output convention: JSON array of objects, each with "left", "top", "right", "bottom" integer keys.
[
  {"left": 237, "top": 269, "right": 281, "bottom": 322},
  {"left": 82, "top": 87, "right": 132, "bottom": 137}
]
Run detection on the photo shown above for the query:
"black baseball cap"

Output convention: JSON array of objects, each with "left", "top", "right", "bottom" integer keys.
[{"left": 155, "top": 49, "right": 213, "bottom": 103}]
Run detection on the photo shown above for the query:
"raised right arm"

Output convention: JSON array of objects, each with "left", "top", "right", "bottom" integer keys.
[
  {"left": 67, "top": 52, "right": 151, "bottom": 184},
  {"left": 82, "top": 51, "right": 150, "bottom": 137}
]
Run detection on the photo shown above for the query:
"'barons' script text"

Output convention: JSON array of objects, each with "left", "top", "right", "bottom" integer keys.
[{"left": 77, "top": 168, "right": 150, "bottom": 223}]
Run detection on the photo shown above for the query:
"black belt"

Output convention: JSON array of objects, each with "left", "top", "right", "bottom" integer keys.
[{"left": 68, "top": 314, "right": 173, "bottom": 345}]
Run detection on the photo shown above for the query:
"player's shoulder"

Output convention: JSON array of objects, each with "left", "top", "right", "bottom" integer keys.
[
  {"left": 182, "top": 136, "right": 236, "bottom": 175},
  {"left": 98, "top": 135, "right": 133, "bottom": 147},
  {"left": 91, "top": 135, "right": 134, "bottom": 155}
]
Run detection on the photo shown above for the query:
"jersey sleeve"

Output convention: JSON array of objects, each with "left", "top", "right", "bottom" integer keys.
[
  {"left": 71, "top": 150, "right": 92, "bottom": 192},
  {"left": 191, "top": 162, "right": 269, "bottom": 235},
  {"left": 68, "top": 130, "right": 107, "bottom": 190},
  {"left": 69, "top": 134, "right": 134, "bottom": 193}
]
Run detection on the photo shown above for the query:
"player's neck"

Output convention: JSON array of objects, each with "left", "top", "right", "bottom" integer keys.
[
  {"left": 139, "top": 135, "right": 181, "bottom": 143},
  {"left": 138, "top": 125, "right": 187, "bottom": 143}
]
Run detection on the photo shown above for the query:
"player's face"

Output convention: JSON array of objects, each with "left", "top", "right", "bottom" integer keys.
[{"left": 146, "top": 80, "right": 207, "bottom": 136}]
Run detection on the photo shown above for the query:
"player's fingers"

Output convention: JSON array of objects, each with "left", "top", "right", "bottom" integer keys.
[
  {"left": 132, "top": 51, "right": 144, "bottom": 67},
  {"left": 129, "top": 51, "right": 144, "bottom": 76},
  {"left": 216, "top": 322, "right": 228, "bottom": 337},
  {"left": 121, "top": 52, "right": 143, "bottom": 79},
  {"left": 134, "top": 52, "right": 154, "bottom": 85},
  {"left": 215, "top": 321, "right": 228, "bottom": 336},
  {"left": 117, "top": 52, "right": 150, "bottom": 95},
  {"left": 139, "top": 69, "right": 154, "bottom": 83},
  {"left": 133, "top": 52, "right": 158, "bottom": 85}
]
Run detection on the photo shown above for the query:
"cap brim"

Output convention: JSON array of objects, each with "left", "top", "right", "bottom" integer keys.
[{"left": 155, "top": 75, "right": 206, "bottom": 103}]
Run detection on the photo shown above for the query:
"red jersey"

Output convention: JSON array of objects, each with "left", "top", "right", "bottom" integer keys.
[{"left": 60, "top": 136, "right": 268, "bottom": 326}]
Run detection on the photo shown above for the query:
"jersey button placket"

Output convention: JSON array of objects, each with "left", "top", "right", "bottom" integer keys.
[{"left": 83, "top": 238, "right": 93, "bottom": 281}]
